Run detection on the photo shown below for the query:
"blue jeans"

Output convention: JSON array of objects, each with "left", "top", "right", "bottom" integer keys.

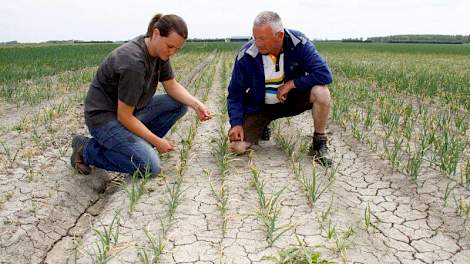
[{"left": 83, "top": 94, "right": 188, "bottom": 176}]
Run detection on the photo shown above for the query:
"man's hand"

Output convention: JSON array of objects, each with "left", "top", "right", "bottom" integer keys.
[
  {"left": 277, "top": 80, "right": 295, "bottom": 103},
  {"left": 228, "top": 125, "right": 244, "bottom": 141},
  {"left": 194, "top": 102, "right": 213, "bottom": 121},
  {"left": 230, "top": 141, "right": 251, "bottom": 154},
  {"left": 155, "top": 138, "right": 175, "bottom": 153}
]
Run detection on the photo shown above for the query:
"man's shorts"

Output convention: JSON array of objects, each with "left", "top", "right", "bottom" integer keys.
[{"left": 243, "top": 88, "right": 312, "bottom": 144}]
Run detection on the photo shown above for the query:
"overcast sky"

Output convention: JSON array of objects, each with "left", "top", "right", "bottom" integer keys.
[{"left": 1, "top": 0, "right": 469, "bottom": 43}]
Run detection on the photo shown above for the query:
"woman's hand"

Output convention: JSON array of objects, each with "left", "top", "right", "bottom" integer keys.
[
  {"left": 162, "top": 79, "right": 214, "bottom": 122},
  {"left": 154, "top": 137, "right": 175, "bottom": 153},
  {"left": 194, "top": 102, "right": 213, "bottom": 121}
]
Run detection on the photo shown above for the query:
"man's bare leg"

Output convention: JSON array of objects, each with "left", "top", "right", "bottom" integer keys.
[
  {"left": 309, "top": 85, "right": 332, "bottom": 166},
  {"left": 310, "top": 85, "right": 331, "bottom": 133}
]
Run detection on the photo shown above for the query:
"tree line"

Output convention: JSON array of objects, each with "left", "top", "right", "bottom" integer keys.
[{"left": 342, "top": 35, "right": 470, "bottom": 44}]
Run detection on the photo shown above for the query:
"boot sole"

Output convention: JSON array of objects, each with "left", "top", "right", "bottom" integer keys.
[
  {"left": 71, "top": 136, "right": 91, "bottom": 175},
  {"left": 309, "top": 150, "right": 333, "bottom": 168}
]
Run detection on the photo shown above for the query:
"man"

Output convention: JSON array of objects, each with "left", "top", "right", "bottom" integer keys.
[{"left": 227, "top": 11, "right": 333, "bottom": 166}]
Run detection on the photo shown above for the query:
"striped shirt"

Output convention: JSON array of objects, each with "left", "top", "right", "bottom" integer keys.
[{"left": 262, "top": 53, "right": 284, "bottom": 104}]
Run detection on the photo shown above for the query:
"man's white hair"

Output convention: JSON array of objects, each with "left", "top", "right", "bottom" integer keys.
[{"left": 253, "top": 11, "right": 284, "bottom": 34}]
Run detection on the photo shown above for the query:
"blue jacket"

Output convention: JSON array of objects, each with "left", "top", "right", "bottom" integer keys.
[{"left": 227, "top": 29, "right": 333, "bottom": 127}]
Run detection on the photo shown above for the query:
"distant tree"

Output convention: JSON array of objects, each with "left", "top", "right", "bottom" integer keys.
[
  {"left": 341, "top": 38, "right": 363, "bottom": 43},
  {"left": 366, "top": 34, "right": 468, "bottom": 44}
]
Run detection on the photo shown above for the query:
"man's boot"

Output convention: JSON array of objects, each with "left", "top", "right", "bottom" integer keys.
[
  {"left": 308, "top": 133, "right": 332, "bottom": 167},
  {"left": 70, "top": 135, "right": 91, "bottom": 175},
  {"left": 261, "top": 126, "right": 271, "bottom": 141}
]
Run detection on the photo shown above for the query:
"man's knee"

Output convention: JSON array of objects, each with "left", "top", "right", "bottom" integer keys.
[{"left": 310, "top": 85, "right": 331, "bottom": 105}]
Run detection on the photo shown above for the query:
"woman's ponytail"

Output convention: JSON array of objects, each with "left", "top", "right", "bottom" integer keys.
[
  {"left": 146, "top": 13, "right": 188, "bottom": 39},
  {"left": 147, "top": 13, "right": 163, "bottom": 37}
]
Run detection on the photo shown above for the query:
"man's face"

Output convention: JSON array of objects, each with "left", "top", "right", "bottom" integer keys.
[
  {"left": 252, "top": 24, "right": 283, "bottom": 55},
  {"left": 152, "top": 30, "right": 185, "bottom": 61}
]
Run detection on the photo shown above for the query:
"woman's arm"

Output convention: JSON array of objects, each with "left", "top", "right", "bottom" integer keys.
[
  {"left": 117, "top": 100, "right": 175, "bottom": 153},
  {"left": 162, "top": 78, "right": 212, "bottom": 121}
]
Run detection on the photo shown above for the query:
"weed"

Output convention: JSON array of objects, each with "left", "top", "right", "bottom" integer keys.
[
  {"left": 137, "top": 228, "right": 165, "bottom": 264},
  {"left": 250, "top": 160, "right": 292, "bottom": 246},
  {"left": 117, "top": 166, "right": 152, "bottom": 213},
  {"left": 262, "top": 234, "right": 334, "bottom": 263},
  {"left": 87, "top": 212, "right": 121, "bottom": 263},
  {"left": 299, "top": 162, "right": 333, "bottom": 206}
]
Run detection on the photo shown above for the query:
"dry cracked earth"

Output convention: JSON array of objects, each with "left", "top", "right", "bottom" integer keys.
[{"left": 0, "top": 52, "right": 469, "bottom": 264}]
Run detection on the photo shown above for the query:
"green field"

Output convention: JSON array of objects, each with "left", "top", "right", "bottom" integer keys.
[
  {"left": 0, "top": 41, "right": 469, "bottom": 263},
  {"left": 1, "top": 41, "right": 468, "bottom": 181},
  {"left": 1, "top": 42, "right": 468, "bottom": 106}
]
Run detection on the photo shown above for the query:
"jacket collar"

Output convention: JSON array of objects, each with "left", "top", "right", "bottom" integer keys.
[
  {"left": 245, "top": 29, "right": 302, "bottom": 58},
  {"left": 246, "top": 41, "right": 259, "bottom": 58}
]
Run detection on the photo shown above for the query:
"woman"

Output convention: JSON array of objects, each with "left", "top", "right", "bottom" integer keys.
[{"left": 71, "top": 14, "right": 212, "bottom": 176}]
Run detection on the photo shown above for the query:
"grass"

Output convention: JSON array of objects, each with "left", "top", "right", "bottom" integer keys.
[
  {"left": 0, "top": 191, "right": 14, "bottom": 210},
  {"left": 319, "top": 207, "right": 355, "bottom": 263},
  {"left": 274, "top": 131, "right": 297, "bottom": 158},
  {"left": 463, "top": 160, "right": 470, "bottom": 187},
  {"left": 208, "top": 169, "right": 230, "bottom": 236},
  {"left": 326, "top": 219, "right": 336, "bottom": 240},
  {"left": 328, "top": 41, "right": 469, "bottom": 194},
  {"left": 25, "top": 155, "right": 35, "bottom": 182},
  {"left": 12, "top": 91, "right": 84, "bottom": 132},
  {"left": 319, "top": 198, "right": 334, "bottom": 226},
  {"left": 296, "top": 162, "right": 333, "bottom": 206},
  {"left": 435, "top": 130, "right": 466, "bottom": 177},
  {"left": 137, "top": 228, "right": 165, "bottom": 264},
  {"left": 117, "top": 166, "right": 152, "bottom": 213},
  {"left": 161, "top": 52, "right": 218, "bottom": 239},
  {"left": 86, "top": 212, "right": 121, "bottom": 264},
  {"left": 456, "top": 196, "right": 470, "bottom": 224},
  {"left": 257, "top": 187, "right": 293, "bottom": 246},
  {"left": 2, "top": 68, "right": 95, "bottom": 105},
  {"left": 206, "top": 55, "right": 234, "bottom": 237},
  {"left": 210, "top": 179, "right": 229, "bottom": 235},
  {"left": 334, "top": 228, "right": 354, "bottom": 264},
  {"left": 0, "top": 44, "right": 118, "bottom": 86},
  {"left": 443, "top": 182, "right": 456, "bottom": 206},
  {"left": 364, "top": 203, "right": 376, "bottom": 232},
  {"left": 271, "top": 123, "right": 335, "bottom": 207},
  {"left": 165, "top": 179, "right": 187, "bottom": 224},
  {"left": 212, "top": 128, "right": 232, "bottom": 178},
  {"left": 326, "top": 46, "right": 470, "bottom": 110},
  {"left": 383, "top": 134, "right": 403, "bottom": 171},
  {"left": 263, "top": 235, "right": 334, "bottom": 264},
  {"left": 250, "top": 158, "right": 292, "bottom": 246},
  {"left": 0, "top": 141, "right": 22, "bottom": 168},
  {"left": 2, "top": 41, "right": 470, "bottom": 262},
  {"left": 175, "top": 119, "right": 199, "bottom": 176}
]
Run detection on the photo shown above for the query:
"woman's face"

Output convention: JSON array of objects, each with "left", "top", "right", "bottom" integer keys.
[{"left": 150, "top": 29, "right": 185, "bottom": 60}]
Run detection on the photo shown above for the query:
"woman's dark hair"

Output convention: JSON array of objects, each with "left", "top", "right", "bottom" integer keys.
[{"left": 146, "top": 14, "right": 188, "bottom": 39}]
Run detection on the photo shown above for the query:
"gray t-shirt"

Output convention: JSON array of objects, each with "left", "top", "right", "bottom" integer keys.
[{"left": 84, "top": 35, "right": 174, "bottom": 127}]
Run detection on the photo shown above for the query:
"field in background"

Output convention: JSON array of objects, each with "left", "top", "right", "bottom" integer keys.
[{"left": 0, "top": 41, "right": 469, "bottom": 263}]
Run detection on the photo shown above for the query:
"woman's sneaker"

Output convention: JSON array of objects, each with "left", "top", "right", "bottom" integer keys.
[{"left": 70, "top": 135, "right": 91, "bottom": 175}]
